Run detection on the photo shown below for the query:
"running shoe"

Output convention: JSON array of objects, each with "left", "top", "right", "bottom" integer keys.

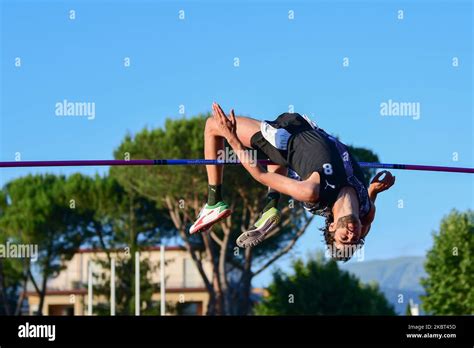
[
  {"left": 189, "top": 202, "right": 232, "bottom": 234},
  {"left": 236, "top": 207, "right": 281, "bottom": 248}
]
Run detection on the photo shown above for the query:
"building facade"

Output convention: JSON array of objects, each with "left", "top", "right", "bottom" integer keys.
[{"left": 26, "top": 246, "right": 212, "bottom": 315}]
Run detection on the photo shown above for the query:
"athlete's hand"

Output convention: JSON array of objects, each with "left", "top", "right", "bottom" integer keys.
[
  {"left": 212, "top": 102, "right": 237, "bottom": 143},
  {"left": 369, "top": 170, "right": 396, "bottom": 194}
]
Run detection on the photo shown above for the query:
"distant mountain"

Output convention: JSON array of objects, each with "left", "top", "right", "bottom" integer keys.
[{"left": 340, "top": 256, "right": 426, "bottom": 314}]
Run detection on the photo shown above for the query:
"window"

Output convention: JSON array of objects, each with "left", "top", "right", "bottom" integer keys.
[
  {"left": 176, "top": 301, "right": 203, "bottom": 315},
  {"left": 48, "top": 305, "right": 74, "bottom": 316}
]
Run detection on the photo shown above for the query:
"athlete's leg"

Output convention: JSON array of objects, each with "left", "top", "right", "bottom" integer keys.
[
  {"left": 190, "top": 116, "right": 261, "bottom": 235},
  {"left": 236, "top": 164, "right": 286, "bottom": 248},
  {"left": 262, "top": 164, "right": 286, "bottom": 210},
  {"left": 204, "top": 116, "right": 261, "bottom": 185}
]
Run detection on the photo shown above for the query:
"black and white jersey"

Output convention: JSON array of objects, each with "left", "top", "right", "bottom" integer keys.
[{"left": 250, "top": 112, "right": 371, "bottom": 218}]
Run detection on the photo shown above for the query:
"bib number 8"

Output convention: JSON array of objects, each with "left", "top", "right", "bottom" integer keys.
[{"left": 323, "top": 163, "right": 333, "bottom": 175}]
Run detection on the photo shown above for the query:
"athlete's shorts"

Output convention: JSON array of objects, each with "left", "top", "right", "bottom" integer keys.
[
  {"left": 250, "top": 113, "right": 313, "bottom": 166},
  {"left": 249, "top": 112, "right": 372, "bottom": 219}
]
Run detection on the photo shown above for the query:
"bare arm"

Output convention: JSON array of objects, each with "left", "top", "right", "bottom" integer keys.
[
  {"left": 267, "top": 164, "right": 287, "bottom": 179},
  {"left": 360, "top": 202, "right": 375, "bottom": 238},
  {"left": 230, "top": 137, "right": 318, "bottom": 202},
  {"left": 361, "top": 171, "right": 396, "bottom": 238}
]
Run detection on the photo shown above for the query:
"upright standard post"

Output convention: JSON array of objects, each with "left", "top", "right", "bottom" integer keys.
[
  {"left": 87, "top": 260, "right": 93, "bottom": 316},
  {"left": 160, "top": 245, "right": 166, "bottom": 316},
  {"left": 135, "top": 251, "right": 140, "bottom": 316},
  {"left": 111, "top": 258, "right": 116, "bottom": 316}
]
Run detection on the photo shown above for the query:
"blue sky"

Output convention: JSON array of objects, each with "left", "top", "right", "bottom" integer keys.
[{"left": 1, "top": 0, "right": 472, "bottom": 287}]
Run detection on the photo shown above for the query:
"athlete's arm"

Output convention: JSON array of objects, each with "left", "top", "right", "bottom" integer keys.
[
  {"left": 240, "top": 152, "right": 318, "bottom": 202},
  {"left": 360, "top": 171, "right": 396, "bottom": 238},
  {"left": 212, "top": 103, "right": 319, "bottom": 202},
  {"left": 268, "top": 164, "right": 287, "bottom": 178},
  {"left": 266, "top": 164, "right": 288, "bottom": 195},
  {"left": 360, "top": 204, "right": 375, "bottom": 238}
]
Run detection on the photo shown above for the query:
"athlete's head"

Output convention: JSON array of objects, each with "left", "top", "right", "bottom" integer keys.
[{"left": 321, "top": 213, "right": 363, "bottom": 262}]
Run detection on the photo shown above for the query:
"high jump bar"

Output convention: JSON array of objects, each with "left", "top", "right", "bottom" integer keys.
[{"left": 0, "top": 159, "right": 472, "bottom": 173}]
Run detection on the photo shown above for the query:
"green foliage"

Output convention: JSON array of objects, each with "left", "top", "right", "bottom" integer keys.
[
  {"left": 1, "top": 175, "right": 85, "bottom": 279},
  {"left": 0, "top": 189, "right": 22, "bottom": 315},
  {"left": 0, "top": 263, "right": 23, "bottom": 314},
  {"left": 420, "top": 210, "right": 474, "bottom": 315},
  {"left": 255, "top": 253, "right": 395, "bottom": 315},
  {"left": 0, "top": 243, "right": 23, "bottom": 315},
  {"left": 110, "top": 115, "right": 210, "bottom": 203},
  {"left": 0, "top": 175, "right": 90, "bottom": 314},
  {"left": 65, "top": 173, "right": 174, "bottom": 248}
]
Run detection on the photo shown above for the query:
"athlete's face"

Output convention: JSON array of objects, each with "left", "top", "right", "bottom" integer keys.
[{"left": 330, "top": 215, "right": 362, "bottom": 247}]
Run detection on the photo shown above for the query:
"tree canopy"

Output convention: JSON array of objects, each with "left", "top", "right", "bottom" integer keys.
[
  {"left": 421, "top": 210, "right": 474, "bottom": 315},
  {"left": 255, "top": 253, "right": 395, "bottom": 315}
]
